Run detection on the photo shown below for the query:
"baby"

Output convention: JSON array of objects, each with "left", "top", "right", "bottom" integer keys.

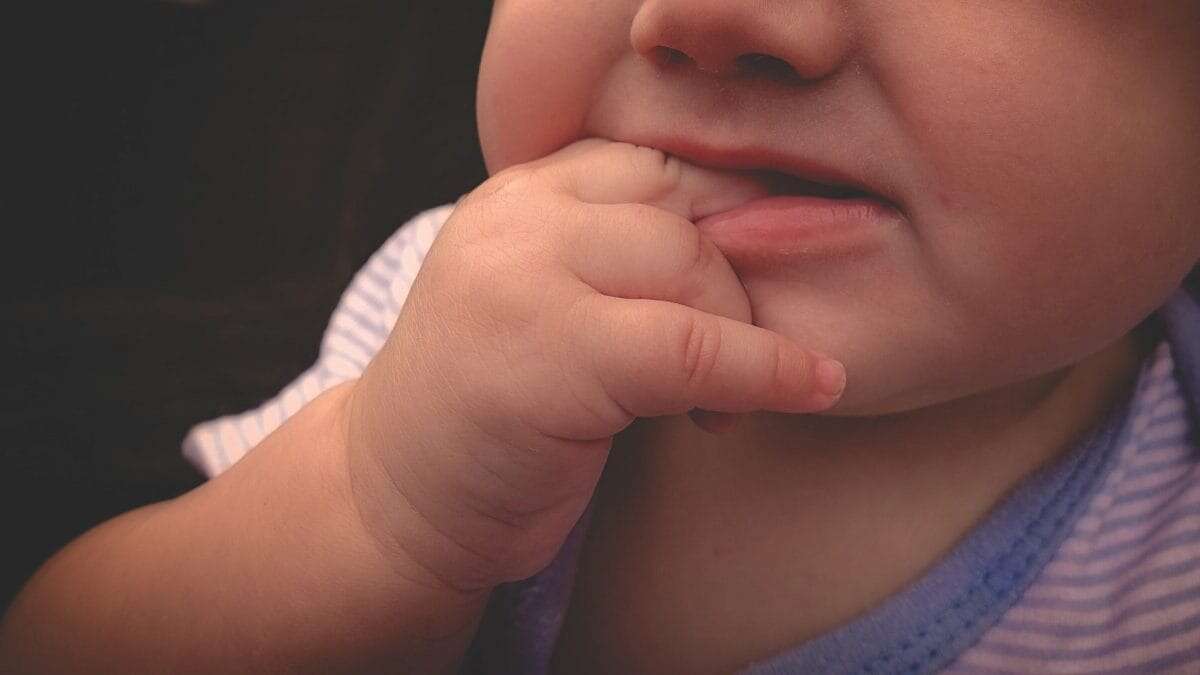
[{"left": 4, "top": 2, "right": 1200, "bottom": 673}]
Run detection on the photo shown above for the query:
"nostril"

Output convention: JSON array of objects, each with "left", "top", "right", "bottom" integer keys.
[
  {"left": 735, "top": 53, "right": 799, "bottom": 81},
  {"left": 652, "top": 46, "right": 693, "bottom": 67}
]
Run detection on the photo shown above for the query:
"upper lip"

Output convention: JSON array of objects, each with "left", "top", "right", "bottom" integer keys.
[{"left": 619, "top": 135, "right": 896, "bottom": 206}]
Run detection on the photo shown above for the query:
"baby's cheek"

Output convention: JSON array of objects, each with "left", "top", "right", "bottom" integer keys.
[{"left": 948, "top": 211, "right": 1190, "bottom": 367}]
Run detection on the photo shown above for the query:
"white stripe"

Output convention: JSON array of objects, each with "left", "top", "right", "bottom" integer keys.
[
  {"left": 1073, "top": 491, "right": 1200, "bottom": 538},
  {"left": 1150, "top": 344, "right": 1175, "bottom": 376},
  {"left": 330, "top": 312, "right": 385, "bottom": 354},
  {"left": 238, "top": 413, "right": 265, "bottom": 449},
  {"left": 1053, "top": 515, "right": 1200, "bottom": 573},
  {"left": 383, "top": 307, "right": 401, "bottom": 334},
  {"left": 1146, "top": 397, "right": 1188, "bottom": 423},
  {"left": 281, "top": 387, "right": 304, "bottom": 418},
  {"left": 324, "top": 332, "right": 372, "bottom": 368},
  {"left": 1026, "top": 545, "right": 1200, "bottom": 602},
  {"left": 415, "top": 212, "right": 437, "bottom": 252},
  {"left": 368, "top": 250, "right": 398, "bottom": 278},
  {"left": 1141, "top": 379, "right": 1179, "bottom": 413},
  {"left": 963, "top": 622, "right": 1200, "bottom": 672},
  {"left": 218, "top": 419, "right": 246, "bottom": 466},
  {"left": 1125, "top": 455, "right": 1193, "bottom": 483},
  {"left": 382, "top": 230, "right": 410, "bottom": 261},
  {"left": 1132, "top": 441, "right": 1195, "bottom": 464},
  {"left": 323, "top": 353, "right": 362, "bottom": 379},
  {"left": 1135, "top": 418, "right": 1190, "bottom": 445},
  {"left": 376, "top": 242, "right": 403, "bottom": 266},
  {"left": 389, "top": 275, "right": 412, "bottom": 312},
  {"left": 299, "top": 372, "right": 323, "bottom": 402},
  {"left": 260, "top": 400, "right": 283, "bottom": 436},
  {"left": 1114, "top": 459, "right": 1195, "bottom": 495},
  {"left": 191, "top": 425, "right": 222, "bottom": 476},
  {"left": 319, "top": 369, "right": 354, "bottom": 389},
  {"left": 400, "top": 244, "right": 423, "bottom": 283},
  {"left": 353, "top": 274, "right": 389, "bottom": 306},
  {"left": 1003, "top": 565, "right": 1200, "bottom": 625},
  {"left": 342, "top": 288, "right": 382, "bottom": 319}
]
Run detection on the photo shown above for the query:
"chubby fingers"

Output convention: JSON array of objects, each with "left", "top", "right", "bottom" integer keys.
[
  {"left": 525, "top": 138, "right": 773, "bottom": 222},
  {"left": 518, "top": 138, "right": 845, "bottom": 430},
  {"left": 563, "top": 293, "right": 846, "bottom": 428}
]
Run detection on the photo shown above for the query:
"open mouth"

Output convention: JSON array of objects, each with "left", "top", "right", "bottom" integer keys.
[{"left": 751, "top": 169, "right": 873, "bottom": 200}]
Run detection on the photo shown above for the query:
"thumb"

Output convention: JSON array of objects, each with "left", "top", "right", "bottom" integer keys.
[
  {"left": 526, "top": 138, "right": 771, "bottom": 436},
  {"left": 527, "top": 137, "right": 774, "bottom": 223}
]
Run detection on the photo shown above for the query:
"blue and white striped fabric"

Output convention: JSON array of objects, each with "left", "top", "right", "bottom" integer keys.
[
  {"left": 181, "top": 201, "right": 457, "bottom": 476},
  {"left": 948, "top": 339, "right": 1200, "bottom": 673},
  {"left": 183, "top": 201, "right": 1200, "bottom": 673}
]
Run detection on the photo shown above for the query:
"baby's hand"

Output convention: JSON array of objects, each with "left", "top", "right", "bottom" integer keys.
[{"left": 343, "top": 138, "right": 846, "bottom": 594}]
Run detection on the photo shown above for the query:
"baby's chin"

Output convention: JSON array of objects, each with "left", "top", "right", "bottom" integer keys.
[
  {"left": 820, "top": 388, "right": 994, "bottom": 419},
  {"left": 809, "top": 379, "right": 951, "bottom": 418}
]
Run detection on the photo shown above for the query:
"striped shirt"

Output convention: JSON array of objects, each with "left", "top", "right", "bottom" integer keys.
[{"left": 184, "top": 203, "right": 1200, "bottom": 673}]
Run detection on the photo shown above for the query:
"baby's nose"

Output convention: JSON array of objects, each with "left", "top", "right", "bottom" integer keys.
[{"left": 629, "top": 0, "right": 852, "bottom": 83}]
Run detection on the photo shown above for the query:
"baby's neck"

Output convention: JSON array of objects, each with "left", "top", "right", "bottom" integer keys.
[
  {"left": 557, "top": 332, "right": 1152, "bottom": 673},
  {"left": 613, "top": 331, "right": 1148, "bottom": 521}
]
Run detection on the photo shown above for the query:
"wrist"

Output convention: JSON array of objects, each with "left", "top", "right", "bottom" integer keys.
[
  {"left": 261, "top": 380, "right": 492, "bottom": 664},
  {"left": 334, "top": 380, "right": 502, "bottom": 596}
]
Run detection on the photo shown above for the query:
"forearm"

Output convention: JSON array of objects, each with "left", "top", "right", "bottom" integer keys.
[{"left": 0, "top": 383, "right": 489, "bottom": 674}]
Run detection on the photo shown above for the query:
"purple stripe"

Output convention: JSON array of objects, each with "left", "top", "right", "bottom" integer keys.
[
  {"left": 993, "top": 583, "right": 1200, "bottom": 637},
  {"left": 1093, "top": 642, "right": 1200, "bottom": 675},
  {"left": 1127, "top": 433, "right": 1191, "bottom": 457},
  {"left": 1142, "top": 380, "right": 1181, "bottom": 409},
  {"left": 1038, "top": 526, "right": 1200, "bottom": 583},
  {"left": 326, "top": 327, "right": 378, "bottom": 365},
  {"left": 233, "top": 416, "right": 254, "bottom": 451},
  {"left": 345, "top": 283, "right": 386, "bottom": 312},
  {"left": 1143, "top": 399, "right": 1188, "bottom": 424},
  {"left": 377, "top": 245, "right": 404, "bottom": 266},
  {"left": 975, "top": 610, "right": 1200, "bottom": 660},
  {"left": 369, "top": 246, "right": 401, "bottom": 269},
  {"left": 1132, "top": 426, "right": 1191, "bottom": 451},
  {"left": 1134, "top": 425, "right": 1196, "bottom": 448},
  {"left": 945, "top": 665, "right": 1022, "bottom": 675},
  {"left": 1089, "top": 498, "right": 1200, "bottom": 537},
  {"left": 360, "top": 266, "right": 393, "bottom": 292},
  {"left": 1124, "top": 453, "right": 1193, "bottom": 481},
  {"left": 1053, "top": 509, "right": 1200, "bottom": 566},
  {"left": 1113, "top": 466, "right": 1197, "bottom": 505},
  {"left": 1023, "top": 555, "right": 1200, "bottom": 611},
  {"left": 335, "top": 303, "right": 390, "bottom": 338},
  {"left": 211, "top": 423, "right": 230, "bottom": 471},
  {"left": 1141, "top": 391, "right": 1186, "bottom": 414}
]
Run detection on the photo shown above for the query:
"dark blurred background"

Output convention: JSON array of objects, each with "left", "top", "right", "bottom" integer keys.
[{"left": 2, "top": 1, "right": 491, "bottom": 609}]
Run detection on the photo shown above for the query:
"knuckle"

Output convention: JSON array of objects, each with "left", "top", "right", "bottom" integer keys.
[
  {"left": 472, "top": 167, "right": 537, "bottom": 204},
  {"left": 623, "top": 143, "right": 682, "bottom": 193},
  {"left": 567, "top": 373, "right": 636, "bottom": 438},
  {"left": 675, "top": 229, "right": 714, "bottom": 304},
  {"left": 678, "top": 314, "right": 722, "bottom": 395},
  {"left": 768, "top": 338, "right": 791, "bottom": 400},
  {"left": 775, "top": 339, "right": 811, "bottom": 399}
]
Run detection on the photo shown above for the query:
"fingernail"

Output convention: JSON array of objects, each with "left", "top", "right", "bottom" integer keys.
[{"left": 814, "top": 359, "right": 846, "bottom": 401}]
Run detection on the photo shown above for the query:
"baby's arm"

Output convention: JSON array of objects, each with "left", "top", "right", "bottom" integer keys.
[
  {"left": 0, "top": 382, "right": 487, "bottom": 674},
  {"left": 1, "top": 139, "right": 843, "bottom": 674}
]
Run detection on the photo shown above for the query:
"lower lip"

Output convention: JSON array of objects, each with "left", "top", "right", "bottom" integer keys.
[{"left": 693, "top": 195, "right": 901, "bottom": 269}]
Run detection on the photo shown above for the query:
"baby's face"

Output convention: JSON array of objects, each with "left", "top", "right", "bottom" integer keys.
[{"left": 476, "top": 1, "right": 1200, "bottom": 414}]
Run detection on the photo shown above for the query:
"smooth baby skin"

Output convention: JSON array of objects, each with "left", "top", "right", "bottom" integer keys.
[
  {"left": 345, "top": 138, "right": 846, "bottom": 596},
  {"left": 473, "top": 1, "right": 1200, "bottom": 671},
  {"left": 0, "top": 139, "right": 842, "bottom": 674},
  {"left": 6, "top": 0, "right": 1200, "bottom": 672}
]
